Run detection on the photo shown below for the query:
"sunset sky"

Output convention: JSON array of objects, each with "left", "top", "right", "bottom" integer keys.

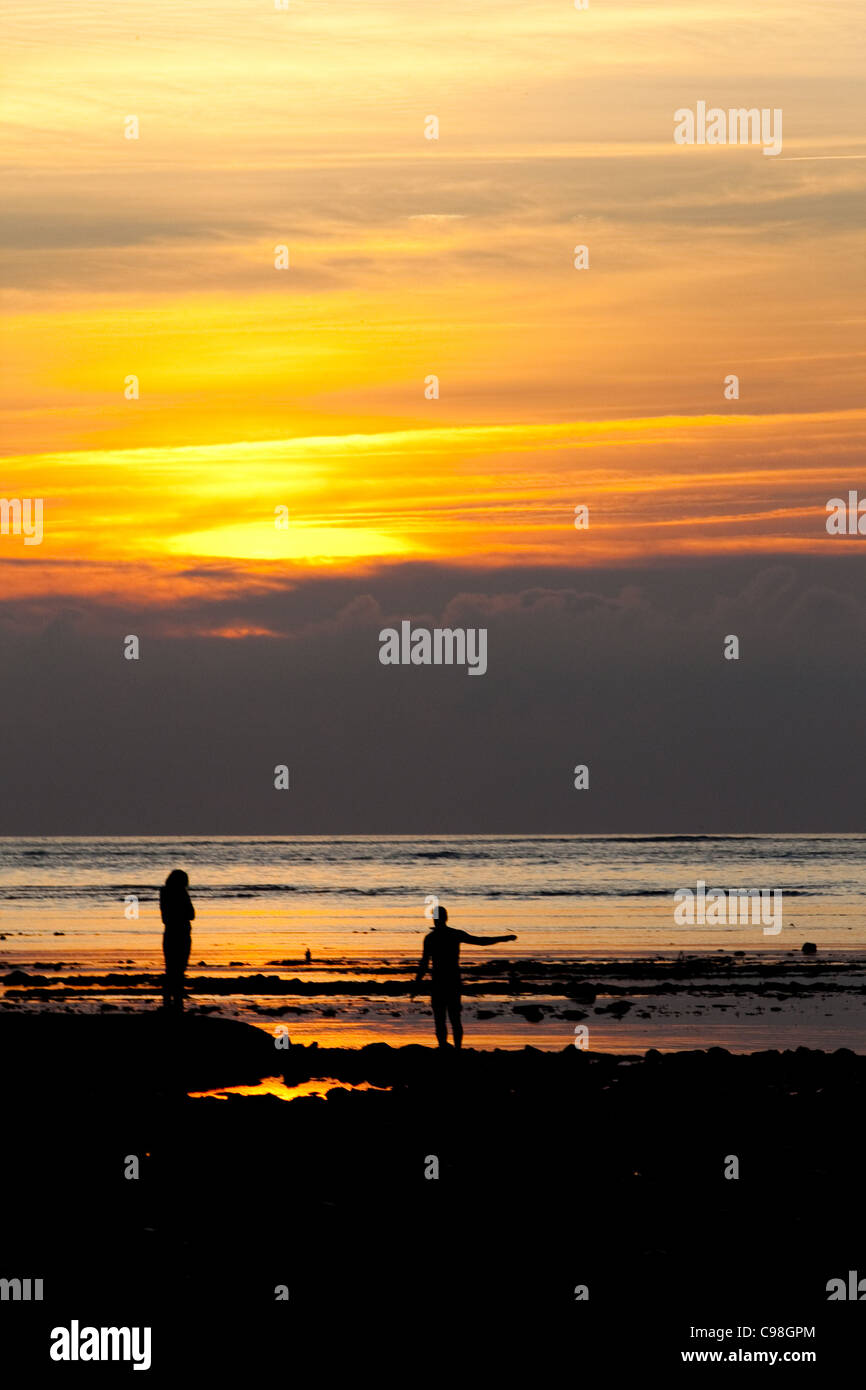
[
  {"left": 3, "top": 0, "right": 866, "bottom": 610},
  {"left": 1, "top": 1, "right": 865, "bottom": 831}
]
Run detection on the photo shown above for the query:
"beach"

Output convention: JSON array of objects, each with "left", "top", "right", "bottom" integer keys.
[
  {"left": 2, "top": 834, "right": 863, "bottom": 1372},
  {"left": 2, "top": 833, "right": 864, "bottom": 1051},
  {"left": 2, "top": 1010, "right": 864, "bottom": 1372},
  {"left": 3, "top": 951, "right": 866, "bottom": 1053}
]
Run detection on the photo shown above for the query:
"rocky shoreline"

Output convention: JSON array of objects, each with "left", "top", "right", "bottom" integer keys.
[{"left": 3, "top": 1012, "right": 864, "bottom": 1371}]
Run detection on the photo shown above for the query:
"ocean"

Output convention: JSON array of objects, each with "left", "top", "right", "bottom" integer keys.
[
  {"left": 0, "top": 833, "right": 863, "bottom": 966},
  {"left": 2, "top": 835, "right": 863, "bottom": 1051}
]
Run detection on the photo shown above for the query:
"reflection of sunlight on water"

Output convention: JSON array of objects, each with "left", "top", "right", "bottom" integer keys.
[{"left": 188, "top": 1076, "right": 391, "bottom": 1102}]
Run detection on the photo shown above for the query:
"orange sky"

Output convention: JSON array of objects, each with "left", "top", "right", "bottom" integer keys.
[{"left": 2, "top": 0, "right": 865, "bottom": 611}]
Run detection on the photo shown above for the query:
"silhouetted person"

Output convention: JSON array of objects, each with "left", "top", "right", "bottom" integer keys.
[
  {"left": 159, "top": 869, "right": 195, "bottom": 1012},
  {"left": 304, "top": 948, "right": 312, "bottom": 964},
  {"left": 411, "top": 905, "right": 516, "bottom": 1048}
]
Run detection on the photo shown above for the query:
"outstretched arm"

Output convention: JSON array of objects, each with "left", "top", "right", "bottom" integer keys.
[{"left": 461, "top": 933, "right": 517, "bottom": 945}]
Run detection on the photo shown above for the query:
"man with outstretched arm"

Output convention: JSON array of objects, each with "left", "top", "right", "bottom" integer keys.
[{"left": 411, "top": 904, "right": 517, "bottom": 1049}]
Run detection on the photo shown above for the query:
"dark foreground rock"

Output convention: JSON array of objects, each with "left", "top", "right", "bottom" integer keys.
[
  {"left": 1, "top": 1010, "right": 274, "bottom": 1094},
  {"left": 1, "top": 1013, "right": 864, "bottom": 1373}
]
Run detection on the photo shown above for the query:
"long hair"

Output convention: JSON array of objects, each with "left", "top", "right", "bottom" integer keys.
[{"left": 164, "top": 869, "right": 189, "bottom": 892}]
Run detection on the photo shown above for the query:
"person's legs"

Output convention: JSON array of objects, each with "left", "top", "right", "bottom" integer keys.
[
  {"left": 431, "top": 994, "right": 449, "bottom": 1047},
  {"left": 447, "top": 994, "right": 463, "bottom": 1049},
  {"left": 163, "top": 935, "right": 190, "bottom": 1011},
  {"left": 175, "top": 935, "right": 190, "bottom": 1010},
  {"left": 162, "top": 935, "right": 173, "bottom": 1010}
]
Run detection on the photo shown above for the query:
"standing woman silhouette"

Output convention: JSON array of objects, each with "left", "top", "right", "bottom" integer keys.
[{"left": 159, "top": 869, "right": 195, "bottom": 1012}]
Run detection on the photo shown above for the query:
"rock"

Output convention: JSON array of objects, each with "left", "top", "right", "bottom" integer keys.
[
  {"left": 600, "top": 1000, "right": 632, "bottom": 1018},
  {"left": 513, "top": 1004, "right": 545, "bottom": 1023},
  {"left": 566, "top": 983, "right": 597, "bottom": 1005},
  {"left": 801, "top": 942, "right": 817, "bottom": 955}
]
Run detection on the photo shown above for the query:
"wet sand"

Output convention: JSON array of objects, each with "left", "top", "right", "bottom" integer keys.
[{"left": 3, "top": 951, "right": 864, "bottom": 1051}]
